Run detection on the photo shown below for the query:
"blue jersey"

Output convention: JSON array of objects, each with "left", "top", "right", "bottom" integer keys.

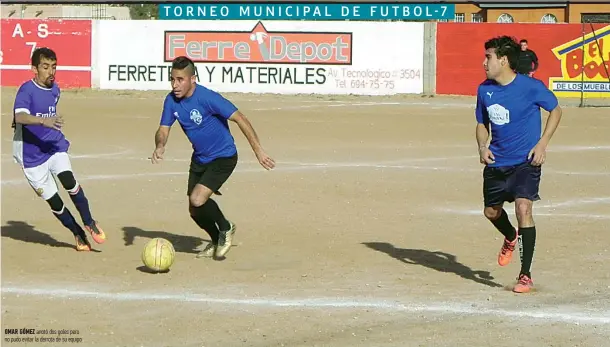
[
  {"left": 12, "top": 79, "right": 69, "bottom": 169},
  {"left": 160, "top": 84, "right": 238, "bottom": 164},
  {"left": 475, "top": 74, "right": 558, "bottom": 167}
]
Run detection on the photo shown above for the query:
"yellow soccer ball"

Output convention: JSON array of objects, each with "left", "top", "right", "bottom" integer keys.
[{"left": 141, "top": 238, "right": 175, "bottom": 272}]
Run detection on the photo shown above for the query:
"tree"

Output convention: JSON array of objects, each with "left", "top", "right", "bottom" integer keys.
[{"left": 127, "top": 4, "right": 158, "bottom": 19}]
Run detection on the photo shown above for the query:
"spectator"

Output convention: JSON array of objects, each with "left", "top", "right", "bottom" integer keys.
[{"left": 516, "top": 39, "right": 539, "bottom": 77}]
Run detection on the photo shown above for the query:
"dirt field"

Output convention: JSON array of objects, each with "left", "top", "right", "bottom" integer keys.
[{"left": 1, "top": 86, "right": 609, "bottom": 347}]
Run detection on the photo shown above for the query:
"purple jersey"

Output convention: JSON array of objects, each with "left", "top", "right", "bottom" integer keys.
[{"left": 12, "top": 79, "right": 70, "bottom": 168}]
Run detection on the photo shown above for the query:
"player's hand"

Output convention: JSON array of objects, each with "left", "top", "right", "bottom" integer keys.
[
  {"left": 528, "top": 143, "right": 546, "bottom": 166},
  {"left": 479, "top": 146, "right": 495, "bottom": 165},
  {"left": 255, "top": 149, "right": 275, "bottom": 170},
  {"left": 151, "top": 147, "right": 165, "bottom": 164},
  {"left": 42, "top": 116, "right": 63, "bottom": 130}
]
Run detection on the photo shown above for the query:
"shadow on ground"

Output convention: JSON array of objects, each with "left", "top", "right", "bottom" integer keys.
[
  {"left": 1, "top": 220, "right": 101, "bottom": 252},
  {"left": 122, "top": 226, "right": 207, "bottom": 254},
  {"left": 362, "top": 241, "right": 503, "bottom": 288}
]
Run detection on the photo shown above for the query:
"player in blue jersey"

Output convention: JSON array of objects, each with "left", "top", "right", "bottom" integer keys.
[
  {"left": 12, "top": 47, "right": 107, "bottom": 251},
  {"left": 475, "top": 36, "right": 562, "bottom": 293},
  {"left": 151, "top": 56, "right": 275, "bottom": 260}
]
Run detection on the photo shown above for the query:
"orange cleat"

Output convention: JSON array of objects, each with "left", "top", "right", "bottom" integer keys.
[
  {"left": 85, "top": 221, "right": 106, "bottom": 244},
  {"left": 75, "top": 234, "right": 91, "bottom": 251},
  {"left": 498, "top": 228, "right": 518, "bottom": 266},
  {"left": 513, "top": 274, "right": 534, "bottom": 293}
]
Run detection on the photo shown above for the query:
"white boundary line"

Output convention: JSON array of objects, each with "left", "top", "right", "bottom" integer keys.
[{"left": 2, "top": 286, "right": 609, "bottom": 325}]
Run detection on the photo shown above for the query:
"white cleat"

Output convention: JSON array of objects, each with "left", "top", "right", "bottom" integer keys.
[
  {"left": 215, "top": 222, "right": 236, "bottom": 259},
  {"left": 196, "top": 242, "right": 216, "bottom": 258}
]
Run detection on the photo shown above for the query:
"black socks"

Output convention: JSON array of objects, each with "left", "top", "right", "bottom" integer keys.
[
  {"left": 518, "top": 226, "right": 536, "bottom": 277},
  {"left": 190, "top": 207, "right": 220, "bottom": 244},
  {"left": 490, "top": 209, "right": 517, "bottom": 241},
  {"left": 201, "top": 198, "right": 230, "bottom": 232}
]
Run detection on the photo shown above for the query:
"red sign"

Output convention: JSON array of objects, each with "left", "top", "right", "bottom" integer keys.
[
  {"left": 0, "top": 19, "right": 92, "bottom": 89},
  {"left": 435, "top": 22, "right": 610, "bottom": 97}
]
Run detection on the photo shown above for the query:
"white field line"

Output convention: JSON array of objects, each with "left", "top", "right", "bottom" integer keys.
[{"left": 2, "top": 286, "right": 609, "bottom": 325}]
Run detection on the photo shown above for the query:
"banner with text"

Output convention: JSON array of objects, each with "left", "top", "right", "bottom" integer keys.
[
  {"left": 97, "top": 20, "right": 424, "bottom": 95},
  {"left": 0, "top": 19, "right": 92, "bottom": 89},
  {"left": 436, "top": 22, "right": 610, "bottom": 98}
]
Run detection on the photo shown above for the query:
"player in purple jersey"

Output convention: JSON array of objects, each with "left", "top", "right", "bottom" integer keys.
[
  {"left": 475, "top": 36, "right": 562, "bottom": 293},
  {"left": 151, "top": 56, "right": 275, "bottom": 260},
  {"left": 12, "top": 47, "right": 107, "bottom": 251}
]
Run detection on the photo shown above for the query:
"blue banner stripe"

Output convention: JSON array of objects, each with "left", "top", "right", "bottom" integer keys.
[{"left": 159, "top": 3, "right": 455, "bottom": 20}]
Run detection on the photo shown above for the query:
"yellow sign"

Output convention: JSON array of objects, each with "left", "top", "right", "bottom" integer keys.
[{"left": 549, "top": 24, "right": 610, "bottom": 98}]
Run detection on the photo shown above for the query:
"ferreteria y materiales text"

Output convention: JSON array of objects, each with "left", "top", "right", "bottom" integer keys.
[{"left": 107, "top": 64, "right": 328, "bottom": 85}]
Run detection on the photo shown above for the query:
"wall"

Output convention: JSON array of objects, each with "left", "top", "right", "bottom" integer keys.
[
  {"left": 0, "top": 19, "right": 92, "bottom": 88},
  {"left": 567, "top": 4, "right": 610, "bottom": 23},
  {"left": 0, "top": 19, "right": 608, "bottom": 99},
  {"left": 486, "top": 8, "right": 567, "bottom": 23},
  {"left": 453, "top": 4, "right": 483, "bottom": 22},
  {"left": 436, "top": 22, "right": 610, "bottom": 98},
  {"left": 93, "top": 20, "right": 424, "bottom": 95}
]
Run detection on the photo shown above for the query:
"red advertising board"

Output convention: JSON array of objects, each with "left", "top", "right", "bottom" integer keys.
[
  {"left": 436, "top": 23, "right": 610, "bottom": 98},
  {"left": 1, "top": 19, "right": 92, "bottom": 89}
]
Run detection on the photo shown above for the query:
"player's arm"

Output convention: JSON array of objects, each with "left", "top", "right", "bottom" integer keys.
[
  {"left": 208, "top": 93, "right": 275, "bottom": 170},
  {"left": 229, "top": 111, "right": 276, "bottom": 170},
  {"left": 155, "top": 126, "right": 171, "bottom": 149},
  {"left": 13, "top": 88, "right": 62, "bottom": 129},
  {"left": 151, "top": 96, "right": 175, "bottom": 164},
  {"left": 475, "top": 90, "right": 490, "bottom": 149},
  {"left": 475, "top": 90, "right": 495, "bottom": 164},
  {"left": 529, "top": 82, "right": 562, "bottom": 165},
  {"left": 535, "top": 86, "right": 562, "bottom": 148},
  {"left": 229, "top": 111, "right": 262, "bottom": 151}
]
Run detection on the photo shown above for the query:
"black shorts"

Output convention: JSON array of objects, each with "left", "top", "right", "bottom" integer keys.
[
  {"left": 187, "top": 154, "right": 238, "bottom": 196},
  {"left": 483, "top": 161, "right": 541, "bottom": 207}
]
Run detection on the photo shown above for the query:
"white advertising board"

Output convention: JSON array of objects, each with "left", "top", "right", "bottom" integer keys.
[{"left": 95, "top": 20, "right": 424, "bottom": 95}]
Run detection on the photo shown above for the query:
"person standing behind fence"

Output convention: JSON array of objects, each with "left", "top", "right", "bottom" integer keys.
[{"left": 516, "top": 39, "right": 539, "bottom": 77}]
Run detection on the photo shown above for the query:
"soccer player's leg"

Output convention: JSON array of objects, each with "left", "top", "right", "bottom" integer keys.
[
  {"left": 190, "top": 155, "right": 238, "bottom": 259},
  {"left": 50, "top": 152, "right": 106, "bottom": 244},
  {"left": 482, "top": 166, "right": 518, "bottom": 266},
  {"left": 511, "top": 162, "right": 542, "bottom": 293},
  {"left": 187, "top": 164, "right": 221, "bottom": 258},
  {"left": 23, "top": 163, "right": 91, "bottom": 251}
]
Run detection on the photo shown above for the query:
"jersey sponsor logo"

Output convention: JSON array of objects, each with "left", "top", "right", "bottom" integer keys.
[
  {"left": 35, "top": 106, "right": 56, "bottom": 118},
  {"left": 487, "top": 104, "right": 510, "bottom": 126},
  {"left": 189, "top": 109, "right": 203, "bottom": 125},
  {"left": 549, "top": 24, "right": 610, "bottom": 98},
  {"left": 164, "top": 21, "right": 352, "bottom": 65}
]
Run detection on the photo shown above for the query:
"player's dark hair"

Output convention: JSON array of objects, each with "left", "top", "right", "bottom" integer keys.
[
  {"left": 484, "top": 36, "right": 520, "bottom": 71},
  {"left": 519, "top": 39, "right": 528, "bottom": 44},
  {"left": 171, "top": 56, "right": 196, "bottom": 76},
  {"left": 31, "top": 47, "right": 57, "bottom": 67}
]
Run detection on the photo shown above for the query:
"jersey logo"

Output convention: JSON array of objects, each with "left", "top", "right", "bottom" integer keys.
[
  {"left": 487, "top": 92, "right": 493, "bottom": 98},
  {"left": 190, "top": 109, "right": 203, "bottom": 125},
  {"left": 173, "top": 112, "right": 179, "bottom": 118},
  {"left": 487, "top": 104, "right": 510, "bottom": 125}
]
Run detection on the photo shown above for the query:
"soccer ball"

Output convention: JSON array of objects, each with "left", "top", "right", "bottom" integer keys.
[{"left": 141, "top": 238, "right": 175, "bottom": 272}]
